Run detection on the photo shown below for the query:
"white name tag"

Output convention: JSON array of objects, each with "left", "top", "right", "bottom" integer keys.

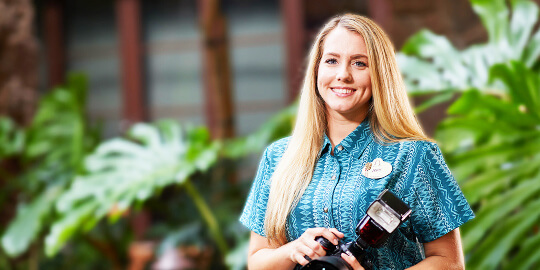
[{"left": 362, "top": 158, "right": 392, "bottom": 179}]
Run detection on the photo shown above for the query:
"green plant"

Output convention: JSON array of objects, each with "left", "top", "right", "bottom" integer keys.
[
  {"left": 0, "top": 117, "right": 24, "bottom": 159},
  {"left": 0, "top": 70, "right": 297, "bottom": 269},
  {"left": 395, "top": 1, "right": 540, "bottom": 267},
  {"left": 223, "top": 103, "right": 296, "bottom": 159},
  {"left": 398, "top": 0, "right": 540, "bottom": 111},
  {"left": 1, "top": 74, "right": 101, "bottom": 263},
  {"left": 436, "top": 61, "right": 540, "bottom": 269},
  {"left": 44, "top": 120, "right": 227, "bottom": 255}
]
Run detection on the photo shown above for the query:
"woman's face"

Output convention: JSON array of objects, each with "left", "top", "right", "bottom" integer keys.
[{"left": 317, "top": 26, "right": 372, "bottom": 120}]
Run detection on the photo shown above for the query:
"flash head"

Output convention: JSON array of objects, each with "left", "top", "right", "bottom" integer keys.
[{"left": 363, "top": 189, "right": 412, "bottom": 234}]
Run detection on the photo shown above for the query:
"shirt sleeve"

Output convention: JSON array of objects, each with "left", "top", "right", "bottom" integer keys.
[
  {"left": 239, "top": 147, "right": 273, "bottom": 237},
  {"left": 408, "top": 142, "right": 475, "bottom": 243}
]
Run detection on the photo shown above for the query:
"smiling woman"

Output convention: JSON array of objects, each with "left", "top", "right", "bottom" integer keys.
[{"left": 240, "top": 14, "right": 474, "bottom": 270}]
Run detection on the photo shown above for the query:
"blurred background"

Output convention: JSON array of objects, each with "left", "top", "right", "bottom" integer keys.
[{"left": 1, "top": 0, "right": 540, "bottom": 269}]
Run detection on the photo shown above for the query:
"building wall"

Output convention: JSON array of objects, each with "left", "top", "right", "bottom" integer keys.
[
  {"left": 37, "top": 0, "right": 540, "bottom": 137},
  {"left": 55, "top": 0, "right": 285, "bottom": 137}
]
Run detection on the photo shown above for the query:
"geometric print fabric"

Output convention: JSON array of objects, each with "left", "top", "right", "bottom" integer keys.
[{"left": 240, "top": 120, "right": 474, "bottom": 269}]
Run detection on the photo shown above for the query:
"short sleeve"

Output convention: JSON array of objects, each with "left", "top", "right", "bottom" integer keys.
[
  {"left": 408, "top": 143, "right": 475, "bottom": 243},
  {"left": 239, "top": 147, "right": 273, "bottom": 237}
]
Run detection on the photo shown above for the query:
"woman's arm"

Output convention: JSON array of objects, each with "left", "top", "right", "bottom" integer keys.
[
  {"left": 247, "top": 228, "right": 344, "bottom": 270},
  {"left": 406, "top": 229, "right": 465, "bottom": 270}
]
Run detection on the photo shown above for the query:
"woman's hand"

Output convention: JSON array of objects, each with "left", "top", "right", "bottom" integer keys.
[
  {"left": 340, "top": 251, "right": 365, "bottom": 270},
  {"left": 286, "top": 227, "right": 344, "bottom": 266}
]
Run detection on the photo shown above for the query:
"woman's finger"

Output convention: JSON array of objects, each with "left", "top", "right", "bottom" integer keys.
[
  {"left": 294, "top": 252, "right": 311, "bottom": 266},
  {"left": 297, "top": 243, "right": 320, "bottom": 260},
  {"left": 320, "top": 229, "right": 341, "bottom": 245},
  {"left": 341, "top": 252, "right": 365, "bottom": 270},
  {"left": 329, "top": 228, "right": 345, "bottom": 238},
  {"left": 299, "top": 237, "right": 326, "bottom": 257}
]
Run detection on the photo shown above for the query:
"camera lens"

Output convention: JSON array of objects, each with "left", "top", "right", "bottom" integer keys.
[
  {"left": 302, "top": 256, "right": 352, "bottom": 270},
  {"left": 315, "top": 237, "right": 338, "bottom": 254}
]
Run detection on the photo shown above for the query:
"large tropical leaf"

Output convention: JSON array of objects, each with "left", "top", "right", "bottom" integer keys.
[
  {"left": 223, "top": 103, "right": 296, "bottom": 159},
  {"left": 399, "top": 0, "right": 540, "bottom": 96},
  {"left": 1, "top": 74, "right": 100, "bottom": 258},
  {"left": 0, "top": 117, "right": 24, "bottom": 159},
  {"left": 44, "top": 121, "right": 222, "bottom": 256},
  {"left": 1, "top": 186, "right": 62, "bottom": 257},
  {"left": 436, "top": 61, "right": 540, "bottom": 269}
]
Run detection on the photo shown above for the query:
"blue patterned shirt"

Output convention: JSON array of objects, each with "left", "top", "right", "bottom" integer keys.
[{"left": 240, "top": 120, "right": 474, "bottom": 269}]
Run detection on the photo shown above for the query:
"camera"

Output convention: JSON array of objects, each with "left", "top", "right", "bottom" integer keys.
[{"left": 301, "top": 189, "right": 411, "bottom": 270}]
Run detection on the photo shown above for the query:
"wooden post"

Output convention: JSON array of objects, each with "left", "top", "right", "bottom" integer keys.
[
  {"left": 116, "top": 0, "right": 150, "bottom": 251},
  {"left": 367, "top": 0, "right": 393, "bottom": 35},
  {"left": 116, "top": 0, "right": 147, "bottom": 127},
  {"left": 281, "top": 0, "right": 305, "bottom": 103},
  {"left": 44, "top": 0, "right": 65, "bottom": 89},
  {"left": 198, "top": 0, "right": 235, "bottom": 139}
]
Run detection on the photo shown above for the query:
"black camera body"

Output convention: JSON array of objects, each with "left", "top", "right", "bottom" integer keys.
[{"left": 301, "top": 189, "right": 411, "bottom": 270}]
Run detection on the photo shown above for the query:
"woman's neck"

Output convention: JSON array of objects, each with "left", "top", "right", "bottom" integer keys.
[{"left": 326, "top": 110, "right": 367, "bottom": 148}]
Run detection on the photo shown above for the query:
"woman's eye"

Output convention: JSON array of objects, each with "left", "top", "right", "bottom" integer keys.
[
  {"left": 325, "top": 58, "right": 337, "bottom": 64},
  {"left": 354, "top": 61, "right": 367, "bottom": 67}
]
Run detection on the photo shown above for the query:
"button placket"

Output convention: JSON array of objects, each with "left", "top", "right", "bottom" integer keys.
[{"left": 326, "top": 158, "right": 341, "bottom": 228}]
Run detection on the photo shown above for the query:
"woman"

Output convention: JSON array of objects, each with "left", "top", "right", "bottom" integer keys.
[{"left": 240, "top": 14, "right": 474, "bottom": 270}]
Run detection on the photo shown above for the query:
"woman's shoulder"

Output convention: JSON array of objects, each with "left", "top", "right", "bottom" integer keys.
[
  {"left": 256, "top": 136, "right": 290, "bottom": 162},
  {"left": 396, "top": 140, "right": 449, "bottom": 171},
  {"left": 406, "top": 139, "right": 439, "bottom": 150},
  {"left": 264, "top": 136, "right": 291, "bottom": 156},
  {"left": 378, "top": 138, "right": 440, "bottom": 153}
]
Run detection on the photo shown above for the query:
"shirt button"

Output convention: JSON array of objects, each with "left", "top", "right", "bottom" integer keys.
[
  {"left": 337, "top": 145, "right": 343, "bottom": 151},
  {"left": 323, "top": 207, "right": 328, "bottom": 213},
  {"left": 331, "top": 175, "right": 336, "bottom": 180}
]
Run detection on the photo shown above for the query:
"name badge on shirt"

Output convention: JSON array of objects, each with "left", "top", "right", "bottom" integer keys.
[{"left": 362, "top": 158, "right": 392, "bottom": 179}]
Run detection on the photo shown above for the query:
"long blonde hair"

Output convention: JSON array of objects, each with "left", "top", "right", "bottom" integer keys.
[{"left": 264, "top": 14, "right": 432, "bottom": 246}]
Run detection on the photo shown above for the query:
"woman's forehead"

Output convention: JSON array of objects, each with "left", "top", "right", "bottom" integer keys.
[{"left": 321, "top": 27, "right": 367, "bottom": 56}]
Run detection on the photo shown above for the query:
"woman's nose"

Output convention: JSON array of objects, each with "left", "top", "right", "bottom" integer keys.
[{"left": 336, "top": 65, "right": 352, "bottom": 82}]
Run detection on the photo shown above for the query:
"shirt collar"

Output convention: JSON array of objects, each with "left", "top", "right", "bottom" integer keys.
[
  {"left": 319, "top": 119, "right": 373, "bottom": 159},
  {"left": 320, "top": 134, "right": 332, "bottom": 156},
  {"left": 341, "top": 119, "right": 373, "bottom": 159}
]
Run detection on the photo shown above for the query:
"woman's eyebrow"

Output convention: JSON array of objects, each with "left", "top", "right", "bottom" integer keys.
[
  {"left": 351, "top": 54, "right": 368, "bottom": 59},
  {"left": 323, "top": 52, "right": 340, "bottom": 57},
  {"left": 323, "top": 52, "right": 367, "bottom": 59}
]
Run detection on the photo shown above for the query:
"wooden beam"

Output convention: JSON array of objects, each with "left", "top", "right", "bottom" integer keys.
[
  {"left": 281, "top": 0, "right": 305, "bottom": 103},
  {"left": 44, "top": 0, "right": 65, "bottom": 88},
  {"left": 116, "top": 0, "right": 150, "bottom": 243},
  {"left": 367, "top": 0, "right": 393, "bottom": 35},
  {"left": 198, "top": 0, "right": 235, "bottom": 139},
  {"left": 116, "top": 0, "right": 147, "bottom": 126}
]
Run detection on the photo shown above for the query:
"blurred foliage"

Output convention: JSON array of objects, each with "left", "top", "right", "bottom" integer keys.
[
  {"left": 1, "top": 74, "right": 101, "bottom": 266},
  {"left": 398, "top": 0, "right": 540, "bottom": 268},
  {"left": 398, "top": 0, "right": 540, "bottom": 111},
  {"left": 38, "top": 101, "right": 297, "bottom": 268},
  {"left": 45, "top": 121, "right": 223, "bottom": 256},
  {"left": 0, "top": 71, "right": 296, "bottom": 269},
  {"left": 223, "top": 104, "right": 296, "bottom": 159},
  {"left": 436, "top": 62, "right": 540, "bottom": 269}
]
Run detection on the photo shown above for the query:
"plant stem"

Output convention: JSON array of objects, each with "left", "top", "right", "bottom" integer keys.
[
  {"left": 84, "top": 235, "right": 123, "bottom": 270},
  {"left": 29, "top": 245, "right": 37, "bottom": 270},
  {"left": 183, "top": 179, "right": 229, "bottom": 255}
]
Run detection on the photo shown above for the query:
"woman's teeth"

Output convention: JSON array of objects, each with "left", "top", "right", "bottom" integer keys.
[{"left": 332, "top": 88, "right": 354, "bottom": 94}]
